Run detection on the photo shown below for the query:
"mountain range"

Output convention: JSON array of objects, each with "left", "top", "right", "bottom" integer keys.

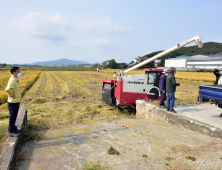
[{"left": 31, "top": 58, "right": 92, "bottom": 66}]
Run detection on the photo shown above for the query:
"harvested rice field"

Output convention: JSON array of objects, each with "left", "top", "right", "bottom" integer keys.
[
  {"left": 0, "top": 71, "right": 221, "bottom": 169},
  {"left": 0, "top": 71, "right": 124, "bottom": 152}
]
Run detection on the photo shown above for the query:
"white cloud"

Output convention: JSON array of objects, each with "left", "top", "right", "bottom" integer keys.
[
  {"left": 75, "top": 15, "right": 132, "bottom": 31},
  {"left": 9, "top": 13, "right": 132, "bottom": 44},
  {"left": 10, "top": 12, "right": 70, "bottom": 42},
  {"left": 81, "top": 39, "right": 111, "bottom": 46}
]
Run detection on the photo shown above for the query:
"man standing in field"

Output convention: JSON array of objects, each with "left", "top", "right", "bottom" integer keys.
[
  {"left": 5, "top": 67, "right": 22, "bottom": 137},
  {"left": 159, "top": 69, "right": 168, "bottom": 108},
  {"left": 166, "top": 67, "right": 180, "bottom": 113}
]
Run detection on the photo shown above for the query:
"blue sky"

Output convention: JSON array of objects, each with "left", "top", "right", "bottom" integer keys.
[{"left": 0, "top": 0, "right": 222, "bottom": 64}]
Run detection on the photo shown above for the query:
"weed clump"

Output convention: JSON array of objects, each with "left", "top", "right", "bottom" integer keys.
[
  {"left": 32, "top": 98, "right": 47, "bottom": 104},
  {"left": 108, "top": 147, "right": 119, "bottom": 155},
  {"left": 185, "top": 156, "right": 196, "bottom": 161},
  {"left": 142, "top": 154, "right": 148, "bottom": 158}
]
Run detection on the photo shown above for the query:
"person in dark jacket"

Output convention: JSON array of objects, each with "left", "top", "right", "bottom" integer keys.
[
  {"left": 166, "top": 67, "right": 180, "bottom": 113},
  {"left": 159, "top": 69, "right": 168, "bottom": 108},
  {"left": 213, "top": 69, "right": 222, "bottom": 85}
]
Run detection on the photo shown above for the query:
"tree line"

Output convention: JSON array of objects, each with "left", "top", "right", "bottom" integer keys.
[{"left": 144, "top": 42, "right": 222, "bottom": 60}]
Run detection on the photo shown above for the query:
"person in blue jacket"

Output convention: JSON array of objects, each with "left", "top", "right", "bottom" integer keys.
[{"left": 159, "top": 69, "right": 168, "bottom": 108}]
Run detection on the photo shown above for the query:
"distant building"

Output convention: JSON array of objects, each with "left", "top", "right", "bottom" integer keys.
[
  {"left": 187, "top": 57, "right": 222, "bottom": 69},
  {"left": 165, "top": 57, "right": 191, "bottom": 68},
  {"left": 117, "top": 63, "right": 127, "bottom": 68},
  {"left": 209, "top": 52, "right": 222, "bottom": 58},
  {"left": 165, "top": 53, "right": 222, "bottom": 69}
]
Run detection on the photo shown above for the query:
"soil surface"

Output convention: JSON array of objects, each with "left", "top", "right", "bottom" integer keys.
[{"left": 15, "top": 118, "right": 222, "bottom": 170}]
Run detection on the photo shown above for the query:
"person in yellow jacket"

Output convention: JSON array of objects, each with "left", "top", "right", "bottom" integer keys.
[{"left": 5, "top": 67, "right": 22, "bottom": 137}]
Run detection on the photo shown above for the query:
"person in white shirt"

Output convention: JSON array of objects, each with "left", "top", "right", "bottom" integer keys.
[
  {"left": 218, "top": 70, "right": 222, "bottom": 85},
  {"left": 213, "top": 68, "right": 222, "bottom": 85}
]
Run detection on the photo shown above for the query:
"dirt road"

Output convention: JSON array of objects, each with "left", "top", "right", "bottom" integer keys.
[{"left": 15, "top": 118, "right": 222, "bottom": 170}]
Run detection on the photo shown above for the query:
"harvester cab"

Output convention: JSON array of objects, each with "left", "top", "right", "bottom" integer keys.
[{"left": 102, "top": 35, "right": 203, "bottom": 107}]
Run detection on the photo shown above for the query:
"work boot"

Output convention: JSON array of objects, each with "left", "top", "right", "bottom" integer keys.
[
  {"left": 167, "top": 108, "right": 169, "bottom": 111},
  {"left": 159, "top": 105, "right": 166, "bottom": 109},
  {"left": 9, "top": 132, "right": 21, "bottom": 137},
  {"left": 169, "top": 110, "right": 177, "bottom": 113}
]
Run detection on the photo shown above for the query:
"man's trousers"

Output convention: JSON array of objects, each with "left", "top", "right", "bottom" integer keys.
[
  {"left": 166, "top": 92, "right": 175, "bottom": 111},
  {"left": 7, "top": 102, "right": 20, "bottom": 133},
  {"left": 159, "top": 91, "right": 166, "bottom": 106}
]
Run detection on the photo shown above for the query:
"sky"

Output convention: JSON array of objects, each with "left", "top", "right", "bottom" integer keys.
[{"left": 0, "top": 0, "right": 222, "bottom": 64}]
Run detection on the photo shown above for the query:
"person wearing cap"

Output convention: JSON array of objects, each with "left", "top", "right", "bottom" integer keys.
[
  {"left": 159, "top": 69, "right": 168, "bottom": 108},
  {"left": 5, "top": 67, "right": 22, "bottom": 137},
  {"left": 213, "top": 68, "right": 222, "bottom": 85},
  {"left": 166, "top": 67, "right": 180, "bottom": 113}
]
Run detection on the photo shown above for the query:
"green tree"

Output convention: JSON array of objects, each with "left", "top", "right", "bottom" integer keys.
[
  {"left": 143, "top": 42, "right": 222, "bottom": 60},
  {"left": 158, "top": 59, "right": 165, "bottom": 67},
  {"left": 101, "top": 60, "right": 109, "bottom": 69},
  {"left": 93, "top": 63, "right": 100, "bottom": 67},
  {"left": 109, "top": 59, "right": 118, "bottom": 69},
  {"left": 129, "top": 61, "right": 134, "bottom": 64},
  {"left": 148, "top": 61, "right": 156, "bottom": 68}
]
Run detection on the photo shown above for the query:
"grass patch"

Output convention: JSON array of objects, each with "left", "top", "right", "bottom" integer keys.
[
  {"left": 0, "top": 113, "right": 9, "bottom": 120},
  {"left": 0, "top": 122, "right": 8, "bottom": 141},
  {"left": 165, "top": 157, "right": 175, "bottom": 161},
  {"left": 83, "top": 163, "right": 111, "bottom": 170},
  {"left": 65, "top": 127, "right": 90, "bottom": 133},
  {"left": 0, "top": 121, "right": 9, "bottom": 152},
  {"left": 31, "top": 98, "right": 47, "bottom": 104},
  {"left": 21, "top": 127, "right": 44, "bottom": 143}
]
